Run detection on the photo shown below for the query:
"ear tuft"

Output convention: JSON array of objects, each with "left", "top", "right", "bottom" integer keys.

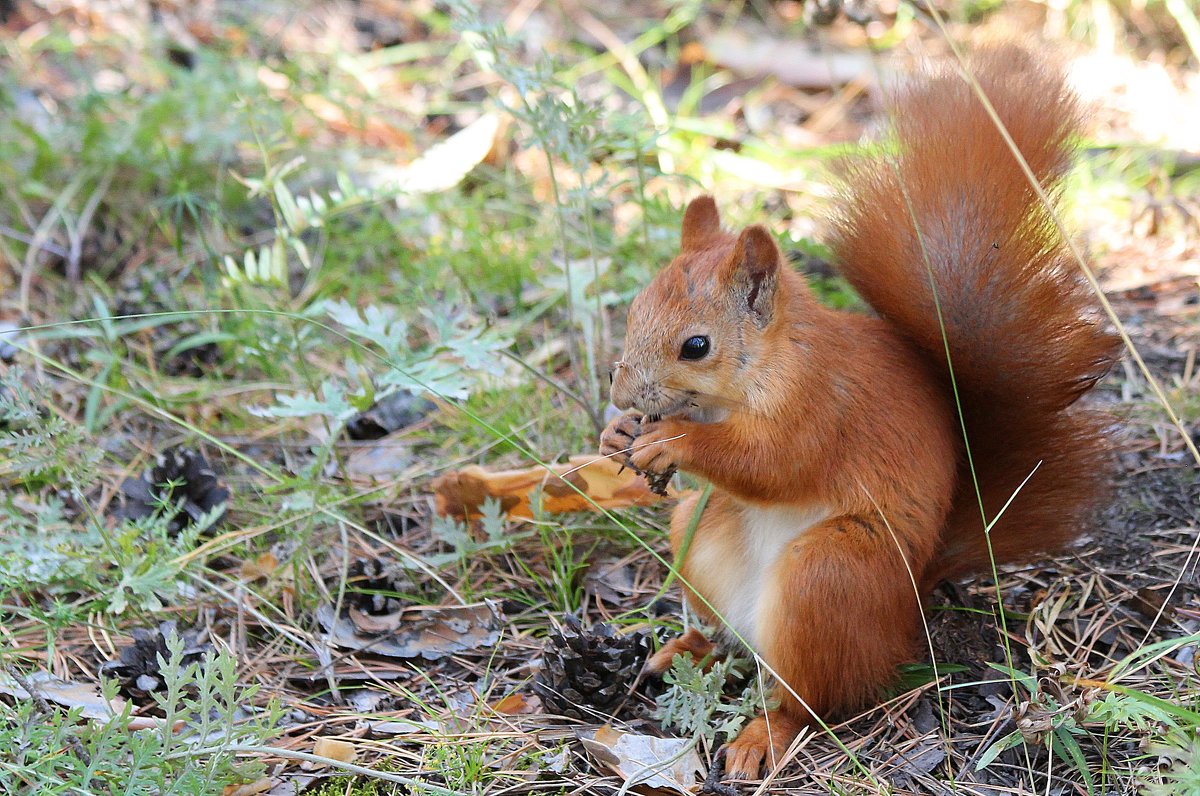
[
  {"left": 680, "top": 196, "right": 721, "bottom": 250},
  {"left": 726, "top": 225, "right": 780, "bottom": 325}
]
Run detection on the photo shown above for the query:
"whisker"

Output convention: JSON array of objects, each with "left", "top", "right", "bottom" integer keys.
[{"left": 659, "top": 384, "right": 770, "bottom": 420}]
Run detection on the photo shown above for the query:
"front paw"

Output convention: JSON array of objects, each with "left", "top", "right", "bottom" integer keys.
[
  {"left": 599, "top": 411, "right": 643, "bottom": 464},
  {"left": 626, "top": 417, "right": 688, "bottom": 477},
  {"left": 722, "top": 711, "right": 805, "bottom": 779},
  {"left": 643, "top": 628, "right": 718, "bottom": 675}
]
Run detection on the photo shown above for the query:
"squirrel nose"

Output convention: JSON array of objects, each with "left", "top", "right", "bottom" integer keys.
[{"left": 609, "top": 361, "right": 633, "bottom": 408}]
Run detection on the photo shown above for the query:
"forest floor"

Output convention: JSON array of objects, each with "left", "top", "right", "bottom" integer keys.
[{"left": 0, "top": 1, "right": 1197, "bottom": 794}]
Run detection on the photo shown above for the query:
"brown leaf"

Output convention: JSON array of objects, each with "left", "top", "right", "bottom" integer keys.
[
  {"left": 584, "top": 558, "right": 637, "bottom": 605},
  {"left": 347, "top": 605, "right": 404, "bottom": 635},
  {"left": 1132, "top": 586, "right": 1171, "bottom": 620},
  {"left": 224, "top": 778, "right": 274, "bottom": 796},
  {"left": 578, "top": 725, "right": 703, "bottom": 795},
  {"left": 489, "top": 692, "right": 530, "bottom": 715},
  {"left": 240, "top": 551, "right": 279, "bottom": 581},
  {"left": 0, "top": 670, "right": 125, "bottom": 721},
  {"left": 433, "top": 455, "right": 676, "bottom": 519},
  {"left": 312, "top": 737, "right": 357, "bottom": 765},
  {"left": 315, "top": 600, "right": 501, "bottom": 660}
]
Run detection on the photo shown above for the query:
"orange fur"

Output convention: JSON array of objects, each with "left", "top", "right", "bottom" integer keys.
[
  {"left": 830, "top": 47, "right": 1118, "bottom": 586},
  {"left": 644, "top": 627, "right": 719, "bottom": 673},
  {"left": 600, "top": 48, "right": 1119, "bottom": 779}
]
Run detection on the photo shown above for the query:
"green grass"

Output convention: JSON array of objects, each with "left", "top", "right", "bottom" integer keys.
[
  {"left": 1, "top": 1, "right": 1198, "bottom": 794},
  {"left": 0, "top": 635, "right": 278, "bottom": 794}
]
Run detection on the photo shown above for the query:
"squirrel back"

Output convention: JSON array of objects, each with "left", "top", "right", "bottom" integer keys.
[{"left": 830, "top": 48, "right": 1120, "bottom": 585}]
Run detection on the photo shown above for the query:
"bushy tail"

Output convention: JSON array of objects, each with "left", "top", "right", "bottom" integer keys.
[{"left": 830, "top": 48, "right": 1120, "bottom": 584}]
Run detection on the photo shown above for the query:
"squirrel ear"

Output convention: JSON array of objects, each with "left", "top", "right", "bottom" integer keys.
[
  {"left": 680, "top": 196, "right": 721, "bottom": 250},
  {"left": 724, "top": 225, "right": 780, "bottom": 325}
]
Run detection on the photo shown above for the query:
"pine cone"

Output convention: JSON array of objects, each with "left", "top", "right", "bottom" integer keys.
[
  {"left": 117, "top": 446, "right": 230, "bottom": 535},
  {"left": 99, "top": 621, "right": 210, "bottom": 698},
  {"left": 533, "top": 616, "right": 653, "bottom": 720},
  {"left": 346, "top": 557, "right": 412, "bottom": 615}
]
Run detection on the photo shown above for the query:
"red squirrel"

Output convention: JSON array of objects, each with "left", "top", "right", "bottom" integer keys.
[{"left": 599, "top": 49, "right": 1119, "bottom": 778}]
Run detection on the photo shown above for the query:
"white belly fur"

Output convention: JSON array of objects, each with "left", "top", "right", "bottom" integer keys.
[{"left": 687, "top": 502, "right": 829, "bottom": 653}]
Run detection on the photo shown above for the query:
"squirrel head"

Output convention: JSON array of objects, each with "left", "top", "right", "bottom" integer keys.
[{"left": 611, "top": 196, "right": 792, "bottom": 420}]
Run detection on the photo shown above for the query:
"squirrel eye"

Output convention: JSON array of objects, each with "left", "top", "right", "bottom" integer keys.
[{"left": 680, "top": 335, "right": 710, "bottom": 360}]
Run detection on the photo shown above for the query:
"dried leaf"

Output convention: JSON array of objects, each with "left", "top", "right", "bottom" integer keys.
[
  {"left": 315, "top": 600, "right": 501, "bottom": 660},
  {"left": 584, "top": 558, "right": 637, "bottom": 605},
  {"left": 489, "top": 692, "right": 530, "bottom": 715},
  {"left": 224, "top": 778, "right": 274, "bottom": 796},
  {"left": 543, "top": 745, "right": 571, "bottom": 773},
  {"left": 127, "top": 716, "right": 187, "bottom": 732},
  {"left": 888, "top": 736, "right": 947, "bottom": 789},
  {"left": 365, "top": 718, "right": 432, "bottom": 736},
  {"left": 1132, "top": 586, "right": 1171, "bottom": 620},
  {"left": 340, "top": 436, "right": 416, "bottom": 481},
  {"left": 312, "top": 737, "right": 357, "bottom": 764},
  {"left": 240, "top": 551, "right": 279, "bottom": 581},
  {"left": 347, "top": 605, "right": 404, "bottom": 635},
  {"left": 374, "top": 113, "right": 503, "bottom": 195},
  {"left": 578, "top": 725, "right": 703, "bottom": 795},
  {"left": 433, "top": 455, "right": 676, "bottom": 519},
  {"left": 0, "top": 669, "right": 125, "bottom": 721}
]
